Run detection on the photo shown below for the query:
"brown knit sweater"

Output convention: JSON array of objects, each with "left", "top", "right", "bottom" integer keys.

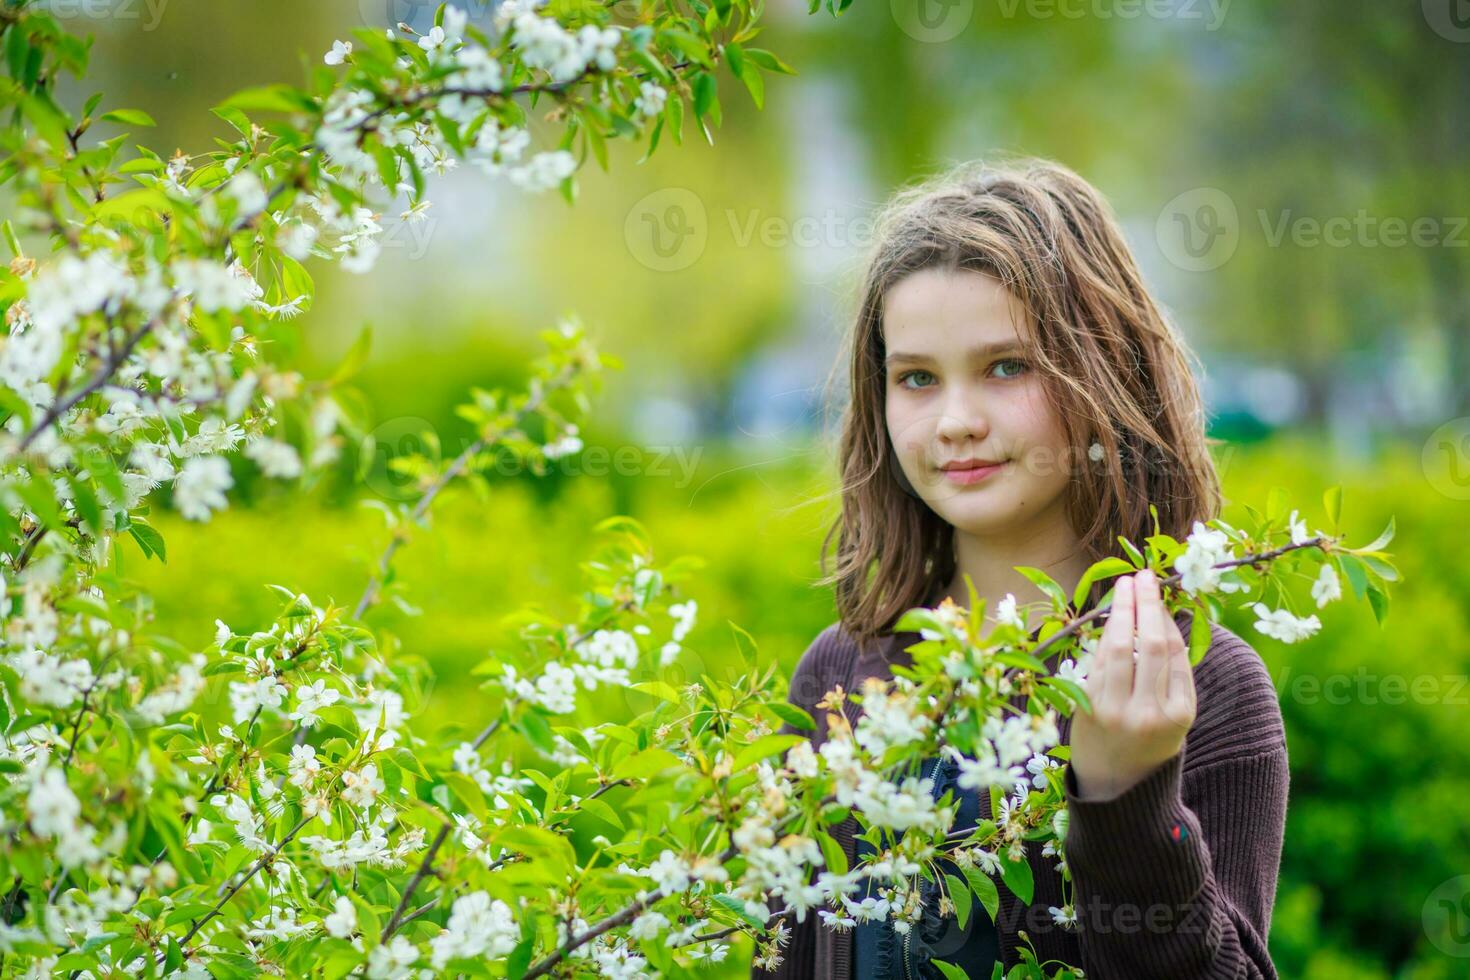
[{"left": 751, "top": 609, "right": 1288, "bottom": 980}]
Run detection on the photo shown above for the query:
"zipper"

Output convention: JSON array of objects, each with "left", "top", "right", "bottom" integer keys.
[{"left": 904, "top": 753, "right": 946, "bottom": 980}]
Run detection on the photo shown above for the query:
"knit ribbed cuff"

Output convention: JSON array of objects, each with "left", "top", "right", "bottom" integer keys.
[{"left": 1062, "top": 750, "right": 1208, "bottom": 905}]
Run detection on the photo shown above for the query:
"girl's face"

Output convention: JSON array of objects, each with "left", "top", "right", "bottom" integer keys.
[{"left": 883, "top": 267, "right": 1074, "bottom": 539}]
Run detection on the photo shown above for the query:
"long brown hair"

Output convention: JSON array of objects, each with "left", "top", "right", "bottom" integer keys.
[{"left": 817, "top": 157, "right": 1223, "bottom": 647}]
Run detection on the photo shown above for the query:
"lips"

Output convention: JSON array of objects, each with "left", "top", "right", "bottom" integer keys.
[
  {"left": 936, "top": 458, "right": 1008, "bottom": 487},
  {"left": 939, "top": 459, "right": 1006, "bottom": 472}
]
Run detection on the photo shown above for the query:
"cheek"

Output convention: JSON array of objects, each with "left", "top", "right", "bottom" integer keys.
[
  {"left": 885, "top": 396, "right": 930, "bottom": 462},
  {"left": 1011, "top": 386, "right": 1067, "bottom": 447}
]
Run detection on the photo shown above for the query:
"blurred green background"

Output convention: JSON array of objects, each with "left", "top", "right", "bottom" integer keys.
[{"left": 52, "top": 0, "right": 1470, "bottom": 975}]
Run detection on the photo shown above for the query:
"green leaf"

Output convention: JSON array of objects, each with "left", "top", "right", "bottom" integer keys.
[
  {"left": 1323, "top": 485, "right": 1342, "bottom": 530},
  {"left": 117, "top": 156, "right": 165, "bottom": 174},
  {"left": 584, "top": 115, "right": 608, "bottom": 172},
  {"left": 1071, "top": 557, "right": 1136, "bottom": 609},
  {"left": 998, "top": 848, "right": 1033, "bottom": 904},
  {"left": 1015, "top": 566, "right": 1067, "bottom": 610},
  {"left": 724, "top": 42, "right": 765, "bottom": 109},
  {"left": 945, "top": 872, "right": 971, "bottom": 931},
  {"left": 817, "top": 830, "right": 847, "bottom": 875},
  {"left": 1357, "top": 516, "right": 1395, "bottom": 553},
  {"left": 993, "top": 650, "right": 1047, "bottom": 673},
  {"left": 742, "top": 47, "right": 797, "bottom": 74},
  {"left": 351, "top": 894, "right": 382, "bottom": 947},
  {"left": 322, "top": 948, "right": 364, "bottom": 980},
  {"left": 1039, "top": 676, "right": 1090, "bottom": 714},
  {"left": 1359, "top": 554, "right": 1398, "bottom": 582},
  {"left": 963, "top": 867, "right": 1000, "bottom": 922},
  {"left": 1366, "top": 584, "right": 1390, "bottom": 625},
  {"left": 21, "top": 92, "right": 70, "bottom": 148},
  {"left": 933, "top": 961, "right": 970, "bottom": 980},
  {"left": 329, "top": 327, "right": 373, "bottom": 385},
  {"left": 441, "top": 771, "right": 489, "bottom": 820},
  {"left": 1265, "top": 485, "right": 1289, "bottom": 522},
  {"left": 66, "top": 472, "right": 101, "bottom": 534},
  {"left": 630, "top": 680, "right": 683, "bottom": 704},
  {"left": 712, "top": 893, "right": 767, "bottom": 928},
  {"left": 212, "top": 105, "right": 253, "bottom": 137},
  {"left": 100, "top": 108, "right": 156, "bottom": 127},
  {"left": 660, "top": 28, "right": 714, "bottom": 69},
  {"left": 692, "top": 71, "right": 718, "bottom": 124},
  {"left": 576, "top": 796, "right": 625, "bottom": 831},
  {"left": 729, "top": 620, "right": 758, "bottom": 664},
  {"left": 1338, "top": 554, "right": 1369, "bottom": 600},
  {"left": 17, "top": 473, "right": 62, "bottom": 530},
  {"left": 1188, "top": 602, "right": 1212, "bottom": 667},
  {"left": 766, "top": 701, "right": 815, "bottom": 731},
  {"left": 219, "top": 84, "right": 314, "bottom": 115},
  {"left": 609, "top": 746, "right": 683, "bottom": 782},
  {"left": 128, "top": 519, "right": 167, "bottom": 563},
  {"left": 732, "top": 734, "right": 804, "bottom": 771},
  {"left": 516, "top": 709, "right": 556, "bottom": 756}
]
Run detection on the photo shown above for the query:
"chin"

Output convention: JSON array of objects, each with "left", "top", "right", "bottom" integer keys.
[{"left": 927, "top": 500, "right": 1017, "bottom": 535}]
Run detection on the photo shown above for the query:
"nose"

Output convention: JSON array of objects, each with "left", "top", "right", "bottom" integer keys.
[{"left": 934, "top": 383, "right": 989, "bottom": 445}]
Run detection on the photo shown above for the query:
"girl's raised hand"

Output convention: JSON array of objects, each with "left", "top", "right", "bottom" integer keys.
[{"left": 1068, "top": 568, "right": 1198, "bottom": 802}]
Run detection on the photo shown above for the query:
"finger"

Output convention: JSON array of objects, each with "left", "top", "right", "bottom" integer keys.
[
  {"left": 1161, "top": 637, "right": 1198, "bottom": 727},
  {"left": 1130, "top": 570, "right": 1172, "bottom": 714},
  {"left": 1098, "top": 574, "right": 1137, "bottom": 709}
]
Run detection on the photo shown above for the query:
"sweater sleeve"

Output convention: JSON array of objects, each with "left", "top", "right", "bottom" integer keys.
[
  {"left": 750, "top": 626, "right": 846, "bottom": 980},
  {"left": 1059, "top": 634, "right": 1290, "bottom": 980}
]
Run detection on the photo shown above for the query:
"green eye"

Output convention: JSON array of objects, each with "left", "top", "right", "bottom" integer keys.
[
  {"left": 992, "top": 358, "right": 1027, "bottom": 379},
  {"left": 897, "top": 370, "right": 935, "bottom": 390}
]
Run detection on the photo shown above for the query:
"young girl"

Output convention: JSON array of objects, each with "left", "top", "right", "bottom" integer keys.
[{"left": 751, "top": 159, "right": 1288, "bottom": 979}]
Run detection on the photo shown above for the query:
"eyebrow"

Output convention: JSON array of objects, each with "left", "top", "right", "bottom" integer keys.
[{"left": 883, "top": 339, "right": 1025, "bottom": 369}]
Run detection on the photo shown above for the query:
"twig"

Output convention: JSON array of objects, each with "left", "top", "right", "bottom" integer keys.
[
  {"left": 518, "top": 808, "right": 815, "bottom": 980},
  {"left": 352, "top": 363, "right": 578, "bottom": 620},
  {"left": 380, "top": 822, "right": 452, "bottom": 942},
  {"left": 167, "top": 814, "right": 311, "bottom": 957},
  {"left": 14, "top": 318, "right": 157, "bottom": 455}
]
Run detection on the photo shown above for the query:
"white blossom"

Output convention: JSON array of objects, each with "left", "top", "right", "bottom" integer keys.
[
  {"left": 1251, "top": 603, "right": 1321, "bottom": 643},
  {"left": 670, "top": 599, "right": 697, "bottom": 642},
  {"left": 172, "top": 258, "right": 254, "bottom": 312},
  {"left": 288, "top": 744, "right": 321, "bottom": 788},
  {"left": 290, "top": 679, "right": 341, "bottom": 727},
  {"left": 342, "top": 763, "right": 385, "bottom": 810},
  {"left": 228, "top": 170, "right": 268, "bottom": 215},
  {"left": 1311, "top": 563, "right": 1342, "bottom": 608},
  {"left": 428, "top": 891, "right": 519, "bottom": 968},
  {"left": 367, "top": 936, "right": 419, "bottom": 979},
  {"left": 634, "top": 81, "right": 667, "bottom": 118},
  {"left": 995, "top": 593, "right": 1026, "bottom": 629},
  {"left": 245, "top": 437, "right": 303, "bottom": 479},
  {"left": 1173, "top": 521, "right": 1245, "bottom": 596},
  {"left": 508, "top": 150, "right": 577, "bottom": 191}
]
